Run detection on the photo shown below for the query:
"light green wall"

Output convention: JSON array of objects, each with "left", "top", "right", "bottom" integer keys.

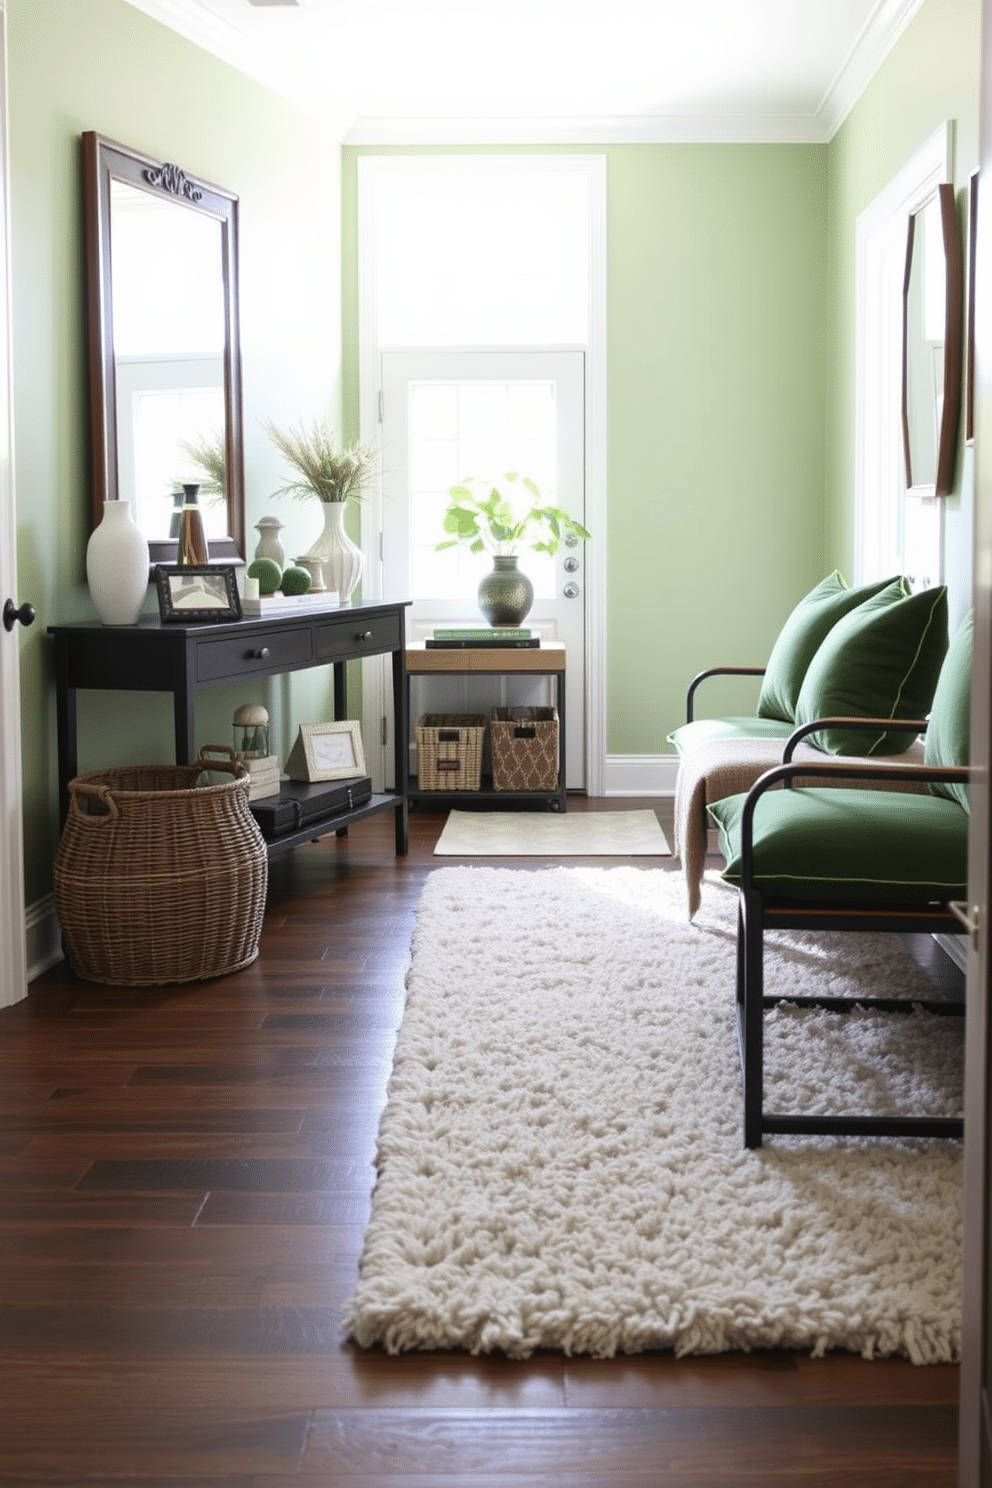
[
  {"left": 605, "top": 145, "right": 827, "bottom": 751},
  {"left": 9, "top": 0, "right": 343, "bottom": 903},
  {"left": 10, "top": 0, "right": 982, "bottom": 911},
  {"left": 825, "top": 0, "right": 982, "bottom": 620},
  {"left": 342, "top": 143, "right": 829, "bottom": 754}
]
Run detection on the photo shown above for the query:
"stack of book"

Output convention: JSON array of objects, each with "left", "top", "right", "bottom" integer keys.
[
  {"left": 241, "top": 591, "right": 341, "bottom": 619},
  {"left": 235, "top": 752, "right": 282, "bottom": 800},
  {"left": 426, "top": 627, "right": 540, "bottom": 650}
]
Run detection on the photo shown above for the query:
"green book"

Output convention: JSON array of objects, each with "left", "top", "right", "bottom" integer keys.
[{"left": 433, "top": 627, "right": 533, "bottom": 639}]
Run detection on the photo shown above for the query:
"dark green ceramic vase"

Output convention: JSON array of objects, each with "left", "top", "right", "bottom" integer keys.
[{"left": 477, "top": 555, "right": 534, "bottom": 627}]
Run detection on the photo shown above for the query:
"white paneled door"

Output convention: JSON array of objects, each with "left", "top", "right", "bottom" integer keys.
[
  {"left": 0, "top": 2, "right": 27, "bottom": 1006},
  {"left": 380, "top": 349, "right": 587, "bottom": 788}
]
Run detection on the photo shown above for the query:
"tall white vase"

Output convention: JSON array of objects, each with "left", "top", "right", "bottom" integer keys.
[
  {"left": 86, "top": 500, "right": 150, "bottom": 626},
  {"left": 303, "top": 501, "right": 363, "bottom": 602}
]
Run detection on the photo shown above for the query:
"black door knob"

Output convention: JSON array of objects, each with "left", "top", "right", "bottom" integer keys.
[{"left": 2, "top": 599, "right": 36, "bottom": 633}]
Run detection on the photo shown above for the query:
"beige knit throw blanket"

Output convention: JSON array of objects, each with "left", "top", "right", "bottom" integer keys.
[{"left": 673, "top": 736, "right": 926, "bottom": 919}]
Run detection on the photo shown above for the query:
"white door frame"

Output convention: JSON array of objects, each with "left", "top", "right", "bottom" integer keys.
[
  {"left": 380, "top": 347, "right": 588, "bottom": 788},
  {"left": 0, "top": 1, "right": 28, "bottom": 1008},
  {"left": 356, "top": 153, "right": 607, "bottom": 797}
]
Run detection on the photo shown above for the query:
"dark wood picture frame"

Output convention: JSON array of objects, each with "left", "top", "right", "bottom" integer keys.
[
  {"left": 901, "top": 181, "right": 964, "bottom": 496},
  {"left": 155, "top": 564, "right": 242, "bottom": 624}
]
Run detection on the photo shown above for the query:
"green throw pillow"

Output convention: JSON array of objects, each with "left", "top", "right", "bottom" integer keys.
[
  {"left": 924, "top": 609, "right": 973, "bottom": 812},
  {"left": 793, "top": 583, "right": 949, "bottom": 755},
  {"left": 756, "top": 572, "right": 905, "bottom": 724}
]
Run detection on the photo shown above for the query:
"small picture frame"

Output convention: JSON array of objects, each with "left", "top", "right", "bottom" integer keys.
[
  {"left": 155, "top": 564, "right": 242, "bottom": 624},
  {"left": 285, "top": 720, "right": 367, "bottom": 782}
]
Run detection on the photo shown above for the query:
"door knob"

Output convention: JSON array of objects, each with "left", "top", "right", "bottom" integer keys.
[
  {"left": 563, "top": 556, "right": 579, "bottom": 573},
  {"left": 563, "top": 582, "right": 580, "bottom": 599},
  {"left": 3, "top": 599, "right": 36, "bottom": 633}
]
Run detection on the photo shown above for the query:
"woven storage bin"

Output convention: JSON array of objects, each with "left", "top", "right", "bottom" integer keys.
[
  {"left": 416, "top": 714, "right": 486, "bottom": 791},
  {"left": 53, "top": 761, "right": 268, "bottom": 986},
  {"left": 491, "top": 706, "right": 560, "bottom": 791}
]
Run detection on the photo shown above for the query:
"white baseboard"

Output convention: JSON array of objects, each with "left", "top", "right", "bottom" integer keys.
[
  {"left": 26, "top": 893, "right": 63, "bottom": 982},
  {"left": 601, "top": 754, "right": 678, "bottom": 797}
]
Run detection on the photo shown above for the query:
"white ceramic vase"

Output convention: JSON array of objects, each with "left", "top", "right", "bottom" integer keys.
[
  {"left": 86, "top": 500, "right": 150, "bottom": 626},
  {"left": 254, "top": 515, "right": 286, "bottom": 567},
  {"left": 303, "top": 501, "right": 363, "bottom": 601}
]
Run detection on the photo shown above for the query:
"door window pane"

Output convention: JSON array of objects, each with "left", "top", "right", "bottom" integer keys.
[{"left": 409, "top": 379, "right": 558, "bottom": 602}]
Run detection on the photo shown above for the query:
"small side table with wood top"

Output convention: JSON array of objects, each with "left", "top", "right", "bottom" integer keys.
[{"left": 405, "top": 640, "right": 566, "bottom": 812}]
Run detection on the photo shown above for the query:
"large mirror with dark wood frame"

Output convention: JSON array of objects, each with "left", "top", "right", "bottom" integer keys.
[
  {"left": 82, "top": 132, "right": 245, "bottom": 565},
  {"left": 901, "top": 180, "right": 963, "bottom": 497}
]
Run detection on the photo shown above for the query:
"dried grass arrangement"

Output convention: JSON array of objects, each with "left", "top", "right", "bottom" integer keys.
[
  {"left": 266, "top": 419, "right": 378, "bottom": 505},
  {"left": 179, "top": 432, "right": 226, "bottom": 501}
]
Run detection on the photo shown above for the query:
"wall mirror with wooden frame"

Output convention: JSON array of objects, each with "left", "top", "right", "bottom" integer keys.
[
  {"left": 82, "top": 132, "right": 246, "bottom": 565},
  {"left": 901, "top": 181, "right": 963, "bottom": 497}
]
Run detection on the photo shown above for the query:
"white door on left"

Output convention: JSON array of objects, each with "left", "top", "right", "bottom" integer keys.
[{"left": 0, "top": 3, "right": 29, "bottom": 1006}]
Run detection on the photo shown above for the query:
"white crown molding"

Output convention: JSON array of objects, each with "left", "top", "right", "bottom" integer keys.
[
  {"left": 126, "top": 0, "right": 924, "bottom": 147},
  {"left": 818, "top": 0, "right": 927, "bottom": 138},
  {"left": 343, "top": 114, "right": 831, "bottom": 147},
  {"left": 122, "top": 0, "right": 353, "bottom": 133}
]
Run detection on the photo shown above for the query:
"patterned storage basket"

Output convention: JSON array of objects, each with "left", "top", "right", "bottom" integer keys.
[
  {"left": 53, "top": 760, "right": 268, "bottom": 986},
  {"left": 415, "top": 714, "right": 486, "bottom": 791},
  {"left": 490, "top": 706, "right": 560, "bottom": 791}
]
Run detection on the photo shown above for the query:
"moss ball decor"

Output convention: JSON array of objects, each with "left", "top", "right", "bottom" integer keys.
[
  {"left": 279, "top": 564, "right": 312, "bottom": 596},
  {"left": 246, "top": 556, "right": 282, "bottom": 595}
]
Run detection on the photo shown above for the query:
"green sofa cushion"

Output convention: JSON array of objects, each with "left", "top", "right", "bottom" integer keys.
[
  {"left": 708, "top": 786, "right": 968, "bottom": 904},
  {"left": 668, "top": 716, "right": 795, "bottom": 756},
  {"left": 756, "top": 572, "right": 904, "bottom": 724},
  {"left": 793, "top": 583, "right": 948, "bottom": 755},
  {"left": 924, "top": 609, "right": 973, "bottom": 812}
]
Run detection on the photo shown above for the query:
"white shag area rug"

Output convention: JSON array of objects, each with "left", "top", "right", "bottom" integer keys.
[
  {"left": 345, "top": 867, "right": 963, "bottom": 1364},
  {"left": 434, "top": 808, "right": 671, "bottom": 856}
]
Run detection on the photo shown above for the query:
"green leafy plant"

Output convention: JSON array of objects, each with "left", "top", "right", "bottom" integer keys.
[
  {"left": 436, "top": 474, "right": 590, "bottom": 558},
  {"left": 265, "top": 419, "right": 377, "bottom": 504}
]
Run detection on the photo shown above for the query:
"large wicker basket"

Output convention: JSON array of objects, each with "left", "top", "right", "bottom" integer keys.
[{"left": 53, "top": 761, "right": 268, "bottom": 986}]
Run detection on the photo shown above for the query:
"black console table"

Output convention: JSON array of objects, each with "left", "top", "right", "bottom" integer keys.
[{"left": 48, "top": 600, "right": 411, "bottom": 857}]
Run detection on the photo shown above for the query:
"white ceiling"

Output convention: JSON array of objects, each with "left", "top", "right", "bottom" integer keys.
[{"left": 125, "top": 0, "right": 926, "bottom": 144}]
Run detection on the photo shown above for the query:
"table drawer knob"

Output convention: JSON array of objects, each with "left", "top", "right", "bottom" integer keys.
[
  {"left": 357, "top": 630, "right": 373, "bottom": 642},
  {"left": 250, "top": 646, "right": 270, "bottom": 660}
]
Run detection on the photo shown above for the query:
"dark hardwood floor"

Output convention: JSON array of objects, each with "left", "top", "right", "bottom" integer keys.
[{"left": 2, "top": 796, "right": 960, "bottom": 1485}]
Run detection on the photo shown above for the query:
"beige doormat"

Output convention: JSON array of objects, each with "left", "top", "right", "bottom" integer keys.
[{"left": 434, "top": 808, "right": 671, "bottom": 856}]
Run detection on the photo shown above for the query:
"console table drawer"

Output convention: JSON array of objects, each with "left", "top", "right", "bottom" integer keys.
[
  {"left": 315, "top": 613, "right": 402, "bottom": 660},
  {"left": 196, "top": 627, "right": 314, "bottom": 681}
]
